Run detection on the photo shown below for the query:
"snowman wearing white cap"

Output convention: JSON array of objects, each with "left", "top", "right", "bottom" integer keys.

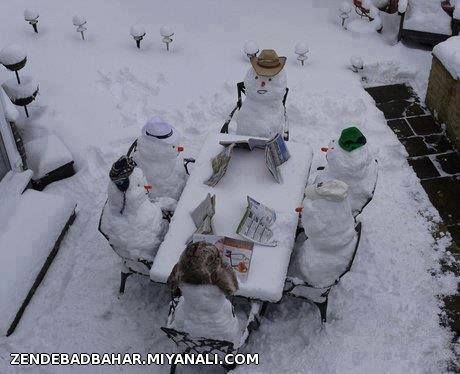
[
  {"left": 293, "top": 179, "right": 358, "bottom": 287},
  {"left": 133, "top": 117, "right": 187, "bottom": 203}
]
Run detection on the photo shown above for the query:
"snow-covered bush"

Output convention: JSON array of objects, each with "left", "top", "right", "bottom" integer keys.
[
  {"left": 72, "top": 15, "right": 87, "bottom": 40},
  {"left": 160, "top": 25, "right": 174, "bottom": 51},
  {"left": 130, "top": 25, "right": 146, "bottom": 49},
  {"left": 294, "top": 43, "right": 309, "bottom": 66},
  {"left": 24, "top": 9, "right": 39, "bottom": 33},
  {"left": 243, "top": 40, "right": 259, "bottom": 59},
  {"left": 0, "top": 44, "right": 27, "bottom": 84}
]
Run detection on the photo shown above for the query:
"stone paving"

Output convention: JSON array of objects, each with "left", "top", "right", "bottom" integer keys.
[{"left": 365, "top": 83, "right": 460, "bottom": 360}]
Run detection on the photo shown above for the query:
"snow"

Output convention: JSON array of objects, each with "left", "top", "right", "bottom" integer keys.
[
  {"left": 130, "top": 25, "right": 146, "bottom": 38},
  {"left": 0, "top": 90, "right": 23, "bottom": 171},
  {"left": 169, "top": 284, "right": 241, "bottom": 345},
  {"left": 150, "top": 133, "right": 313, "bottom": 302},
  {"left": 23, "top": 9, "right": 39, "bottom": 22},
  {"left": 0, "top": 187, "right": 75, "bottom": 336},
  {"left": 243, "top": 40, "right": 259, "bottom": 56},
  {"left": 295, "top": 42, "right": 309, "bottom": 55},
  {"left": 403, "top": 0, "right": 452, "bottom": 34},
  {"left": 0, "top": 44, "right": 26, "bottom": 67},
  {"left": 24, "top": 133, "right": 73, "bottom": 179},
  {"left": 455, "top": 0, "right": 460, "bottom": 19},
  {"left": 398, "top": 0, "right": 408, "bottom": 13},
  {"left": 433, "top": 35, "right": 460, "bottom": 79},
  {"left": 100, "top": 167, "right": 166, "bottom": 263},
  {"left": 0, "top": 0, "right": 456, "bottom": 372},
  {"left": 72, "top": 15, "right": 86, "bottom": 27},
  {"left": 160, "top": 25, "right": 173, "bottom": 37},
  {"left": 0, "top": 87, "right": 19, "bottom": 122},
  {"left": 2, "top": 75, "right": 38, "bottom": 101},
  {"left": 236, "top": 67, "right": 287, "bottom": 138}
]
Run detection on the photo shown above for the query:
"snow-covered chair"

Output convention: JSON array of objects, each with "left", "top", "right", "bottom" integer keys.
[
  {"left": 220, "top": 81, "right": 290, "bottom": 140},
  {"left": 398, "top": 0, "right": 460, "bottom": 46},
  {"left": 285, "top": 222, "right": 362, "bottom": 323},
  {"left": 161, "top": 294, "right": 266, "bottom": 373}
]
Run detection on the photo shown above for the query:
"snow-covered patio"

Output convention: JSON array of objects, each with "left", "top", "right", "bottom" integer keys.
[{"left": 0, "top": 0, "right": 458, "bottom": 373}]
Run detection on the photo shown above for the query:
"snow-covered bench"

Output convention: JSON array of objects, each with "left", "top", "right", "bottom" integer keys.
[
  {"left": 398, "top": 0, "right": 460, "bottom": 46},
  {"left": 0, "top": 170, "right": 76, "bottom": 336}
]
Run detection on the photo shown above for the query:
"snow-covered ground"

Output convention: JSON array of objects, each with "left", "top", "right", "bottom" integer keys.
[{"left": 0, "top": 0, "right": 458, "bottom": 373}]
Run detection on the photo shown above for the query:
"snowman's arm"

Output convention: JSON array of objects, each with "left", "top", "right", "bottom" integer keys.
[
  {"left": 183, "top": 158, "right": 196, "bottom": 175},
  {"left": 282, "top": 87, "right": 289, "bottom": 108},
  {"left": 237, "top": 81, "right": 245, "bottom": 109}
]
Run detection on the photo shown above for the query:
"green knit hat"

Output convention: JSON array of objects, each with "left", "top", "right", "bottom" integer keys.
[{"left": 338, "top": 127, "right": 367, "bottom": 152}]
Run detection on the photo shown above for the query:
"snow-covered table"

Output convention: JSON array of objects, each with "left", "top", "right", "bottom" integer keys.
[{"left": 150, "top": 133, "right": 313, "bottom": 302}]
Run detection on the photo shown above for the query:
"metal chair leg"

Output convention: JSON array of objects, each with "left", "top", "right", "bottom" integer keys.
[
  {"left": 119, "top": 272, "right": 132, "bottom": 294},
  {"left": 314, "top": 298, "right": 328, "bottom": 324},
  {"left": 169, "top": 362, "right": 177, "bottom": 374}
]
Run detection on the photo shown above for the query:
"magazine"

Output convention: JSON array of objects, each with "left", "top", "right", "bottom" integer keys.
[
  {"left": 191, "top": 234, "right": 254, "bottom": 281},
  {"left": 204, "top": 134, "right": 290, "bottom": 187},
  {"left": 190, "top": 193, "right": 216, "bottom": 235},
  {"left": 236, "top": 196, "right": 278, "bottom": 247}
]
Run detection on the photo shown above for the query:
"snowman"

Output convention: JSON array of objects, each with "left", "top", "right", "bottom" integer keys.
[
  {"left": 168, "top": 241, "right": 241, "bottom": 345},
  {"left": 100, "top": 156, "right": 167, "bottom": 273},
  {"left": 133, "top": 117, "right": 186, "bottom": 202},
  {"left": 295, "top": 180, "right": 358, "bottom": 287},
  {"left": 316, "top": 127, "right": 378, "bottom": 216},
  {"left": 236, "top": 49, "right": 287, "bottom": 138}
]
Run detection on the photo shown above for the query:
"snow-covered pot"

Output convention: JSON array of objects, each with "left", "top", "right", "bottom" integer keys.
[
  {"left": 130, "top": 25, "right": 146, "bottom": 48},
  {"left": 160, "top": 25, "right": 174, "bottom": 51},
  {"left": 2, "top": 76, "right": 39, "bottom": 117},
  {"left": 24, "top": 9, "right": 39, "bottom": 33},
  {"left": 243, "top": 40, "right": 259, "bottom": 59}
]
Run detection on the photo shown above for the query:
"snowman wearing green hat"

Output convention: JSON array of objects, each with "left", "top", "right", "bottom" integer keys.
[{"left": 316, "top": 126, "right": 378, "bottom": 216}]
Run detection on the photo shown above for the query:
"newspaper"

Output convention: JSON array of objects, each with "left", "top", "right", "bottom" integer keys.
[
  {"left": 204, "top": 143, "right": 235, "bottom": 187},
  {"left": 204, "top": 134, "right": 290, "bottom": 187},
  {"left": 190, "top": 193, "right": 216, "bottom": 234},
  {"left": 264, "top": 133, "right": 290, "bottom": 184},
  {"left": 191, "top": 234, "right": 254, "bottom": 281},
  {"left": 236, "top": 196, "right": 278, "bottom": 247}
]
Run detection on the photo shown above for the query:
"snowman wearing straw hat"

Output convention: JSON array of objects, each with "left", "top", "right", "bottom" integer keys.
[{"left": 236, "top": 49, "right": 288, "bottom": 138}]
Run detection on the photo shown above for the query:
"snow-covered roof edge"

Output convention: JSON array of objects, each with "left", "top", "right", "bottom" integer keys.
[{"left": 0, "top": 87, "right": 23, "bottom": 172}]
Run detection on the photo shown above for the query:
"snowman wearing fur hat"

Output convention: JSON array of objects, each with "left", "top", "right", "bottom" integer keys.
[
  {"left": 236, "top": 49, "right": 288, "bottom": 138},
  {"left": 316, "top": 127, "right": 378, "bottom": 216},
  {"left": 133, "top": 117, "right": 186, "bottom": 202},
  {"left": 100, "top": 156, "right": 167, "bottom": 270},
  {"left": 295, "top": 180, "right": 358, "bottom": 287},
  {"left": 167, "top": 241, "right": 241, "bottom": 345}
]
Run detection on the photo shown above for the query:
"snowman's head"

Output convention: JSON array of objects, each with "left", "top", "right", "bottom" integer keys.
[
  {"left": 326, "top": 139, "right": 371, "bottom": 177},
  {"left": 244, "top": 67, "right": 287, "bottom": 102},
  {"left": 108, "top": 168, "right": 151, "bottom": 215},
  {"left": 141, "top": 117, "right": 181, "bottom": 160}
]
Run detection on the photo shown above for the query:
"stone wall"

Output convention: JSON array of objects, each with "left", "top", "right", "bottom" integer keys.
[{"left": 426, "top": 55, "right": 460, "bottom": 148}]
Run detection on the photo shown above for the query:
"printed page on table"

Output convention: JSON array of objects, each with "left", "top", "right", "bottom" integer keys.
[{"left": 191, "top": 234, "right": 254, "bottom": 281}]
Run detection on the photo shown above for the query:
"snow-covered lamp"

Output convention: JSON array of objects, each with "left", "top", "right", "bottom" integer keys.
[
  {"left": 72, "top": 15, "right": 87, "bottom": 40},
  {"left": 295, "top": 43, "right": 309, "bottom": 66},
  {"left": 243, "top": 41, "right": 259, "bottom": 59},
  {"left": 160, "top": 25, "right": 174, "bottom": 51},
  {"left": 24, "top": 9, "right": 39, "bottom": 33},
  {"left": 350, "top": 55, "right": 364, "bottom": 72},
  {"left": 0, "top": 44, "right": 27, "bottom": 84},
  {"left": 130, "top": 25, "right": 146, "bottom": 49},
  {"left": 2, "top": 76, "right": 39, "bottom": 118},
  {"left": 339, "top": 2, "right": 352, "bottom": 28}
]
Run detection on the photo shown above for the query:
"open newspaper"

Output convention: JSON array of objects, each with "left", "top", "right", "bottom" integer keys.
[
  {"left": 236, "top": 196, "right": 278, "bottom": 247},
  {"left": 190, "top": 193, "right": 216, "bottom": 234},
  {"left": 191, "top": 234, "right": 254, "bottom": 281},
  {"left": 204, "top": 133, "right": 290, "bottom": 186}
]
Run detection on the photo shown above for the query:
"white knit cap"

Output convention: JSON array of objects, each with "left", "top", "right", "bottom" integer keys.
[{"left": 142, "top": 116, "right": 179, "bottom": 145}]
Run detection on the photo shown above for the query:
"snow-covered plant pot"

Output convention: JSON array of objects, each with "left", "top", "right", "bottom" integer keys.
[
  {"left": 350, "top": 55, "right": 364, "bottom": 72},
  {"left": 72, "top": 15, "right": 87, "bottom": 40},
  {"left": 24, "top": 9, "right": 39, "bottom": 33},
  {"left": 243, "top": 41, "right": 259, "bottom": 59},
  {"left": 160, "top": 25, "right": 174, "bottom": 51},
  {"left": 339, "top": 2, "right": 352, "bottom": 27},
  {"left": 0, "top": 44, "right": 27, "bottom": 84},
  {"left": 294, "top": 43, "right": 309, "bottom": 66},
  {"left": 130, "top": 25, "right": 146, "bottom": 49},
  {"left": 2, "top": 76, "right": 39, "bottom": 118}
]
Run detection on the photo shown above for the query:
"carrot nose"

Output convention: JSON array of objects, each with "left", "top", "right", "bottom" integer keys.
[
  {"left": 177, "top": 146, "right": 184, "bottom": 152},
  {"left": 295, "top": 207, "right": 303, "bottom": 213},
  {"left": 144, "top": 184, "right": 152, "bottom": 191},
  {"left": 321, "top": 147, "right": 329, "bottom": 152},
  {"left": 261, "top": 81, "right": 266, "bottom": 87}
]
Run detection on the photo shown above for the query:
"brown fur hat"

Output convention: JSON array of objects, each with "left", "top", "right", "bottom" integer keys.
[{"left": 168, "top": 241, "right": 238, "bottom": 296}]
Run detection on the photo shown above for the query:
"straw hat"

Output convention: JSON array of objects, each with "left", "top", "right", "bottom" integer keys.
[
  {"left": 142, "top": 116, "right": 179, "bottom": 145},
  {"left": 250, "top": 49, "right": 286, "bottom": 77}
]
